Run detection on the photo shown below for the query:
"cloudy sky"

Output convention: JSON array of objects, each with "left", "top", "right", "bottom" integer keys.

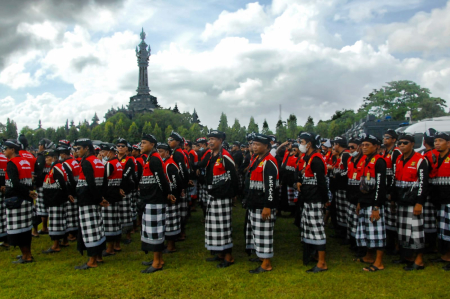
[{"left": 1, "top": 0, "right": 450, "bottom": 131}]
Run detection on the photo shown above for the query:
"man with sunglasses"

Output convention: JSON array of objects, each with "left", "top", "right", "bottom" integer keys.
[
  {"left": 429, "top": 132, "right": 450, "bottom": 270},
  {"left": 382, "top": 129, "right": 402, "bottom": 254},
  {"left": 392, "top": 133, "right": 428, "bottom": 270},
  {"left": 356, "top": 135, "right": 387, "bottom": 272}
]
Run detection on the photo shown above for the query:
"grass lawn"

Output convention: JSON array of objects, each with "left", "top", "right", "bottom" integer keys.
[{"left": 1, "top": 205, "right": 449, "bottom": 298}]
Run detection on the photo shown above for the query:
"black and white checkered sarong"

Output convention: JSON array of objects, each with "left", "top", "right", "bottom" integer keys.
[
  {"left": 65, "top": 197, "right": 79, "bottom": 232},
  {"left": 6, "top": 200, "right": 33, "bottom": 234},
  {"left": 246, "top": 208, "right": 276, "bottom": 258},
  {"left": 48, "top": 206, "right": 67, "bottom": 238},
  {"left": 131, "top": 190, "right": 138, "bottom": 221},
  {"left": 102, "top": 203, "right": 121, "bottom": 237},
  {"left": 397, "top": 205, "right": 425, "bottom": 251},
  {"left": 78, "top": 205, "right": 106, "bottom": 247},
  {"left": 180, "top": 192, "right": 189, "bottom": 222},
  {"left": 35, "top": 186, "right": 48, "bottom": 216},
  {"left": 0, "top": 196, "right": 7, "bottom": 239},
  {"left": 346, "top": 202, "right": 358, "bottom": 238},
  {"left": 205, "top": 196, "right": 233, "bottom": 251},
  {"left": 356, "top": 206, "right": 386, "bottom": 248},
  {"left": 335, "top": 190, "right": 348, "bottom": 227},
  {"left": 287, "top": 186, "right": 297, "bottom": 206},
  {"left": 141, "top": 203, "right": 166, "bottom": 246},
  {"left": 301, "top": 202, "right": 326, "bottom": 245},
  {"left": 166, "top": 202, "right": 181, "bottom": 236},
  {"left": 385, "top": 201, "right": 397, "bottom": 232},
  {"left": 118, "top": 194, "right": 133, "bottom": 230},
  {"left": 198, "top": 184, "right": 208, "bottom": 203},
  {"left": 438, "top": 204, "right": 450, "bottom": 243},
  {"left": 423, "top": 197, "right": 437, "bottom": 233}
]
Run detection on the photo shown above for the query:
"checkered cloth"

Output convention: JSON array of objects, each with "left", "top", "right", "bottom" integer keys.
[
  {"left": 179, "top": 192, "right": 189, "bottom": 223},
  {"left": 131, "top": 190, "right": 138, "bottom": 221},
  {"left": 238, "top": 173, "right": 243, "bottom": 191},
  {"left": 346, "top": 202, "right": 358, "bottom": 238},
  {"left": 166, "top": 202, "right": 181, "bottom": 236},
  {"left": 65, "top": 197, "right": 79, "bottom": 233},
  {"left": 335, "top": 190, "right": 348, "bottom": 227},
  {"left": 385, "top": 201, "right": 398, "bottom": 232},
  {"left": 102, "top": 203, "right": 122, "bottom": 237},
  {"left": 78, "top": 205, "right": 106, "bottom": 247},
  {"left": 397, "top": 205, "right": 425, "bottom": 251},
  {"left": 301, "top": 202, "right": 326, "bottom": 245},
  {"left": 287, "top": 186, "right": 297, "bottom": 206},
  {"left": 35, "top": 186, "right": 48, "bottom": 216},
  {"left": 118, "top": 193, "right": 133, "bottom": 230},
  {"left": 141, "top": 203, "right": 166, "bottom": 246},
  {"left": 205, "top": 196, "right": 233, "bottom": 251},
  {"left": 6, "top": 200, "right": 33, "bottom": 234},
  {"left": 423, "top": 197, "right": 437, "bottom": 233},
  {"left": 356, "top": 206, "right": 386, "bottom": 248},
  {"left": 0, "top": 196, "right": 7, "bottom": 239},
  {"left": 198, "top": 184, "right": 208, "bottom": 203},
  {"left": 48, "top": 206, "right": 67, "bottom": 238},
  {"left": 246, "top": 208, "right": 276, "bottom": 258},
  {"left": 438, "top": 204, "right": 450, "bottom": 243}
]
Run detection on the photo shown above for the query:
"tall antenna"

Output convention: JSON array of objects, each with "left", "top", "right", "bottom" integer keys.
[{"left": 279, "top": 104, "right": 281, "bottom": 120}]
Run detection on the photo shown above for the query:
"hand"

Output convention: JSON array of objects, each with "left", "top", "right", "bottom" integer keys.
[
  {"left": 327, "top": 165, "right": 332, "bottom": 170},
  {"left": 387, "top": 194, "right": 391, "bottom": 201},
  {"left": 296, "top": 182, "right": 302, "bottom": 192},
  {"left": 120, "top": 189, "right": 126, "bottom": 197},
  {"left": 196, "top": 169, "right": 200, "bottom": 176},
  {"left": 29, "top": 190, "right": 38, "bottom": 199},
  {"left": 261, "top": 207, "right": 271, "bottom": 221},
  {"left": 188, "top": 180, "right": 194, "bottom": 186},
  {"left": 167, "top": 194, "right": 176, "bottom": 204},
  {"left": 356, "top": 203, "right": 361, "bottom": 216},
  {"left": 0, "top": 186, "right": 5, "bottom": 193},
  {"left": 370, "top": 209, "right": 380, "bottom": 223},
  {"left": 68, "top": 195, "right": 75, "bottom": 203},
  {"left": 413, "top": 203, "right": 423, "bottom": 216},
  {"left": 100, "top": 198, "right": 110, "bottom": 207}
]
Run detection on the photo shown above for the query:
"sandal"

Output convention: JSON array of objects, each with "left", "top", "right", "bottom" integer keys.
[
  {"left": 38, "top": 230, "right": 49, "bottom": 235},
  {"left": 306, "top": 266, "right": 328, "bottom": 273},
  {"left": 162, "top": 248, "right": 177, "bottom": 254},
  {"left": 217, "top": 260, "right": 234, "bottom": 268},
  {"left": 363, "top": 265, "right": 384, "bottom": 272},
  {"left": 353, "top": 258, "right": 373, "bottom": 264},
  {"left": 75, "top": 263, "right": 94, "bottom": 270},
  {"left": 122, "top": 239, "right": 132, "bottom": 245},
  {"left": 141, "top": 266, "right": 162, "bottom": 274},
  {"left": 102, "top": 251, "right": 116, "bottom": 257},
  {"left": 249, "top": 266, "right": 271, "bottom": 274},
  {"left": 12, "top": 257, "right": 33, "bottom": 264},
  {"left": 42, "top": 248, "right": 61, "bottom": 254}
]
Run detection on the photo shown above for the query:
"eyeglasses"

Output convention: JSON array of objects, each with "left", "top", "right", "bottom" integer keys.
[
  {"left": 360, "top": 143, "right": 373, "bottom": 147},
  {"left": 117, "top": 145, "right": 127, "bottom": 148},
  {"left": 167, "top": 138, "right": 174, "bottom": 142},
  {"left": 383, "top": 136, "right": 392, "bottom": 139},
  {"left": 398, "top": 141, "right": 411, "bottom": 145},
  {"left": 348, "top": 145, "right": 356, "bottom": 150}
]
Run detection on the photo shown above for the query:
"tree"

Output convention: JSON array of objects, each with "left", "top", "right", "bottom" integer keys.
[
  {"left": 230, "top": 119, "right": 242, "bottom": 142},
  {"left": 165, "top": 125, "right": 174, "bottom": 140},
  {"left": 304, "top": 116, "right": 315, "bottom": 133},
  {"left": 261, "top": 119, "right": 270, "bottom": 135},
  {"left": 5, "top": 118, "right": 18, "bottom": 139},
  {"left": 247, "top": 117, "right": 259, "bottom": 134},
  {"left": 68, "top": 126, "right": 79, "bottom": 142},
  {"left": 177, "top": 126, "right": 189, "bottom": 140},
  {"left": 142, "top": 121, "right": 153, "bottom": 136},
  {"left": 188, "top": 123, "right": 202, "bottom": 141},
  {"left": 128, "top": 122, "right": 140, "bottom": 143},
  {"left": 201, "top": 126, "right": 209, "bottom": 137},
  {"left": 276, "top": 120, "right": 287, "bottom": 142},
  {"left": 315, "top": 121, "right": 328, "bottom": 138},
  {"left": 79, "top": 124, "right": 90, "bottom": 139},
  {"left": 414, "top": 97, "right": 448, "bottom": 120},
  {"left": 20, "top": 126, "right": 33, "bottom": 135},
  {"left": 217, "top": 112, "right": 229, "bottom": 133},
  {"left": 55, "top": 127, "right": 66, "bottom": 141},
  {"left": 91, "top": 113, "right": 100, "bottom": 128},
  {"left": 65, "top": 119, "right": 69, "bottom": 133},
  {"left": 153, "top": 123, "right": 163, "bottom": 141},
  {"left": 34, "top": 129, "right": 46, "bottom": 146},
  {"left": 328, "top": 120, "right": 339, "bottom": 138},
  {"left": 287, "top": 114, "right": 297, "bottom": 139},
  {"left": 104, "top": 121, "right": 115, "bottom": 143},
  {"left": 173, "top": 103, "right": 180, "bottom": 114},
  {"left": 115, "top": 119, "right": 127, "bottom": 139},
  {"left": 91, "top": 125, "right": 103, "bottom": 141}
]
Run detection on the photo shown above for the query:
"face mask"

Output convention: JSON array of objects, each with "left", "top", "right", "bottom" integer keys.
[
  {"left": 103, "top": 157, "right": 108, "bottom": 163},
  {"left": 299, "top": 144, "right": 308, "bottom": 153},
  {"left": 59, "top": 156, "right": 63, "bottom": 161},
  {"left": 349, "top": 151, "right": 358, "bottom": 157}
]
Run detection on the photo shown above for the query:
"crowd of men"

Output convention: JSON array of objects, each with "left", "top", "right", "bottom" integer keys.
[{"left": 1, "top": 126, "right": 450, "bottom": 274}]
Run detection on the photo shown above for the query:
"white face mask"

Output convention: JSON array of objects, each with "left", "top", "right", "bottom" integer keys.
[
  {"left": 349, "top": 151, "right": 358, "bottom": 157},
  {"left": 59, "top": 156, "right": 63, "bottom": 161},
  {"left": 299, "top": 144, "right": 308, "bottom": 153}
]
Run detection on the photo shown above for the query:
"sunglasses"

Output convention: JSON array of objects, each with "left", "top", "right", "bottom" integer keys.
[
  {"left": 383, "top": 136, "right": 392, "bottom": 139},
  {"left": 398, "top": 141, "right": 411, "bottom": 146},
  {"left": 167, "top": 138, "right": 174, "bottom": 142},
  {"left": 348, "top": 145, "right": 357, "bottom": 150},
  {"left": 117, "top": 145, "right": 127, "bottom": 148}
]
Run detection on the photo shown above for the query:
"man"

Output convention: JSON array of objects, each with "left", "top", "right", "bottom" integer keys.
[
  {"left": 116, "top": 138, "right": 136, "bottom": 245},
  {"left": 429, "top": 132, "right": 450, "bottom": 270},
  {"left": 279, "top": 142, "right": 298, "bottom": 215},
  {"left": 196, "top": 137, "right": 211, "bottom": 217},
  {"left": 185, "top": 140, "right": 199, "bottom": 211},
  {"left": 42, "top": 149, "right": 74, "bottom": 254},
  {"left": 157, "top": 142, "right": 182, "bottom": 253},
  {"left": 346, "top": 137, "right": 365, "bottom": 252},
  {"left": 382, "top": 129, "right": 402, "bottom": 254},
  {"left": 296, "top": 133, "right": 328, "bottom": 273},
  {"left": 168, "top": 131, "right": 191, "bottom": 240},
  {"left": 60, "top": 145, "right": 80, "bottom": 241},
  {"left": 422, "top": 128, "right": 439, "bottom": 253},
  {"left": 332, "top": 136, "right": 350, "bottom": 241},
  {"left": 392, "top": 133, "right": 428, "bottom": 270},
  {"left": 268, "top": 135, "right": 278, "bottom": 158},
  {"left": 132, "top": 143, "right": 145, "bottom": 225},
  {"left": 356, "top": 134, "right": 387, "bottom": 272},
  {"left": 204, "top": 130, "right": 238, "bottom": 268},
  {"left": 0, "top": 149, "right": 7, "bottom": 247},
  {"left": 246, "top": 133, "right": 278, "bottom": 273},
  {"left": 74, "top": 139, "right": 109, "bottom": 270},
  {"left": 101, "top": 145, "right": 124, "bottom": 257},
  {"left": 3, "top": 139, "right": 37, "bottom": 263},
  {"left": 139, "top": 133, "right": 175, "bottom": 273}
]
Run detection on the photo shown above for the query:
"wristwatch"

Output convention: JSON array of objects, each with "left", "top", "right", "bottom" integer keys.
[{"left": 373, "top": 206, "right": 379, "bottom": 211}]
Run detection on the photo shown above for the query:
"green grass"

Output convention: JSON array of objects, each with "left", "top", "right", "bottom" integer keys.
[{"left": 1, "top": 206, "right": 449, "bottom": 299}]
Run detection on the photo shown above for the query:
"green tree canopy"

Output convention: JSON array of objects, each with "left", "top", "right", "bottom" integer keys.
[{"left": 128, "top": 122, "right": 140, "bottom": 143}]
